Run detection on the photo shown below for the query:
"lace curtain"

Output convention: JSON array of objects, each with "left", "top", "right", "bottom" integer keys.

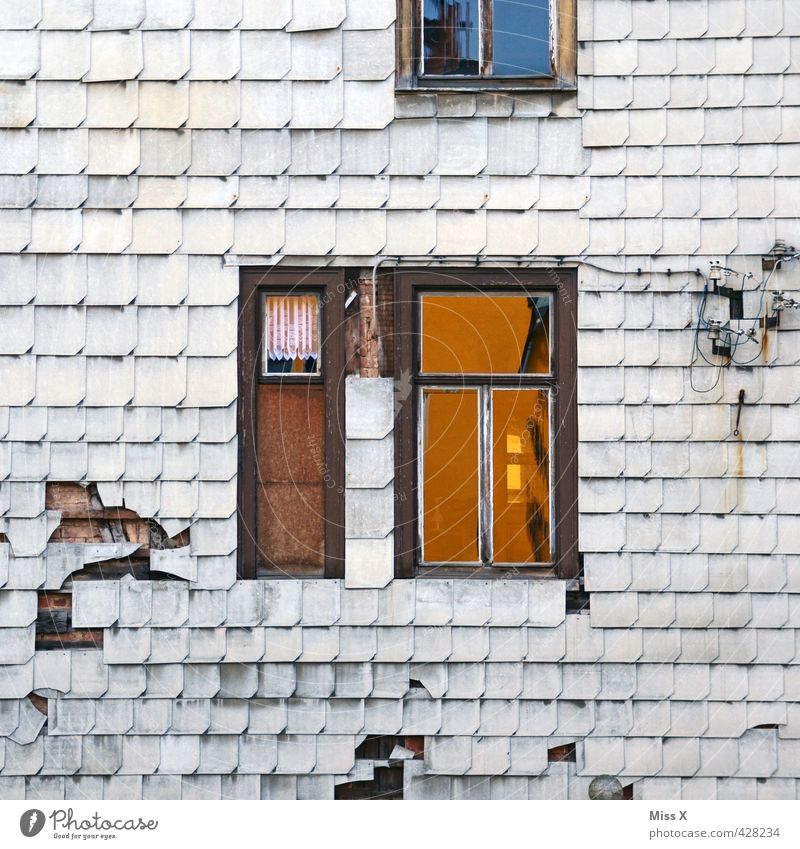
[{"left": 265, "top": 295, "right": 319, "bottom": 362}]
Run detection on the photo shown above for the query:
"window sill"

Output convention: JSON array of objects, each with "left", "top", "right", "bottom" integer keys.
[
  {"left": 257, "top": 375, "right": 324, "bottom": 385},
  {"left": 396, "top": 77, "right": 577, "bottom": 95},
  {"left": 415, "top": 565, "right": 580, "bottom": 587}
]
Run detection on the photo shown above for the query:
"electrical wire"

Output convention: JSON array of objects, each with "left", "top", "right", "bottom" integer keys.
[
  {"left": 692, "top": 253, "right": 799, "bottom": 374},
  {"left": 730, "top": 307, "right": 777, "bottom": 365},
  {"left": 727, "top": 257, "right": 800, "bottom": 365},
  {"left": 689, "top": 281, "right": 726, "bottom": 393}
]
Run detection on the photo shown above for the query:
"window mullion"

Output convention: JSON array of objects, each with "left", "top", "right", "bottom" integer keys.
[
  {"left": 480, "top": 0, "right": 493, "bottom": 76},
  {"left": 479, "top": 384, "right": 493, "bottom": 565},
  {"left": 418, "top": 0, "right": 425, "bottom": 76},
  {"left": 547, "top": 385, "right": 556, "bottom": 562}
]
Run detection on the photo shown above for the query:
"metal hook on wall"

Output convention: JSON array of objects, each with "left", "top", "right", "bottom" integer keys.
[{"left": 733, "top": 388, "right": 745, "bottom": 437}]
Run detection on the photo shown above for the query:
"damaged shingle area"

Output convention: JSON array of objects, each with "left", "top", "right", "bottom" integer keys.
[
  {"left": 45, "top": 483, "right": 192, "bottom": 583},
  {"left": 3, "top": 472, "right": 168, "bottom": 607},
  {"left": 26, "top": 481, "right": 195, "bottom": 652},
  {"left": 1, "top": 569, "right": 798, "bottom": 799},
  {"left": 45, "top": 484, "right": 189, "bottom": 579}
]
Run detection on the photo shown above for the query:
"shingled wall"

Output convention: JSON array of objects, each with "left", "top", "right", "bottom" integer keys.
[{"left": 1, "top": 0, "right": 800, "bottom": 800}]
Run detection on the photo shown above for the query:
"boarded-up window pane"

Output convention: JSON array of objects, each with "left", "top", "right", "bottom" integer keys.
[{"left": 257, "top": 384, "right": 325, "bottom": 574}]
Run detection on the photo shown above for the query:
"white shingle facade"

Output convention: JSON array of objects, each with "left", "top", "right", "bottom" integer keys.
[{"left": 1, "top": 0, "right": 800, "bottom": 800}]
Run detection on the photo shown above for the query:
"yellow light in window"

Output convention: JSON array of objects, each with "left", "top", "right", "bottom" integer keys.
[
  {"left": 507, "top": 464, "right": 521, "bottom": 491},
  {"left": 506, "top": 434, "right": 521, "bottom": 453}
]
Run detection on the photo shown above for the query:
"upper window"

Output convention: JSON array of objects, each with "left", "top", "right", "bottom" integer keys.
[
  {"left": 397, "top": 0, "right": 576, "bottom": 90},
  {"left": 392, "top": 272, "right": 578, "bottom": 578}
]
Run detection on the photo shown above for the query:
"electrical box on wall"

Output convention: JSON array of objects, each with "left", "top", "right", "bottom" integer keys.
[{"left": 693, "top": 249, "right": 800, "bottom": 384}]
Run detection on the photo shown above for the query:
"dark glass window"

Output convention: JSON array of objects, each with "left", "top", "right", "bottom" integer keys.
[
  {"left": 493, "top": 0, "right": 551, "bottom": 76},
  {"left": 420, "top": 0, "right": 552, "bottom": 77},
  {"left": 423, "top": 0, "right": 480, "bottom": 75}
]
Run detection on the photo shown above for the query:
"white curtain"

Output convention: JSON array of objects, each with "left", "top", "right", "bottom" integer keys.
[{"left": 265, "top": 295, "right": 319, "bottom": 361}]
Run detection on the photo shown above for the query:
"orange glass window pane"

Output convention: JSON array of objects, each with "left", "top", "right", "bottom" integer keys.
[
  {"left": 420, "top": 293, "right": 550, "bottom": 374},
  {"left": 492, "top": 388, "right": 551, "bottom": 563},
  {"left": 421, "top": 388, "right": 480, "bottom": 562}
]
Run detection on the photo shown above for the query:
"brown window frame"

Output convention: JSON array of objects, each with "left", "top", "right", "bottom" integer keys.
[
  {"left": 396, "top": 0, "right": 577, "bottom": 91},
  {"left": 392, "top": 268, "right": 578, "bottom": 579},
  {"left": 237, "top": 268, "right": 346, "bottom": 579}
]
